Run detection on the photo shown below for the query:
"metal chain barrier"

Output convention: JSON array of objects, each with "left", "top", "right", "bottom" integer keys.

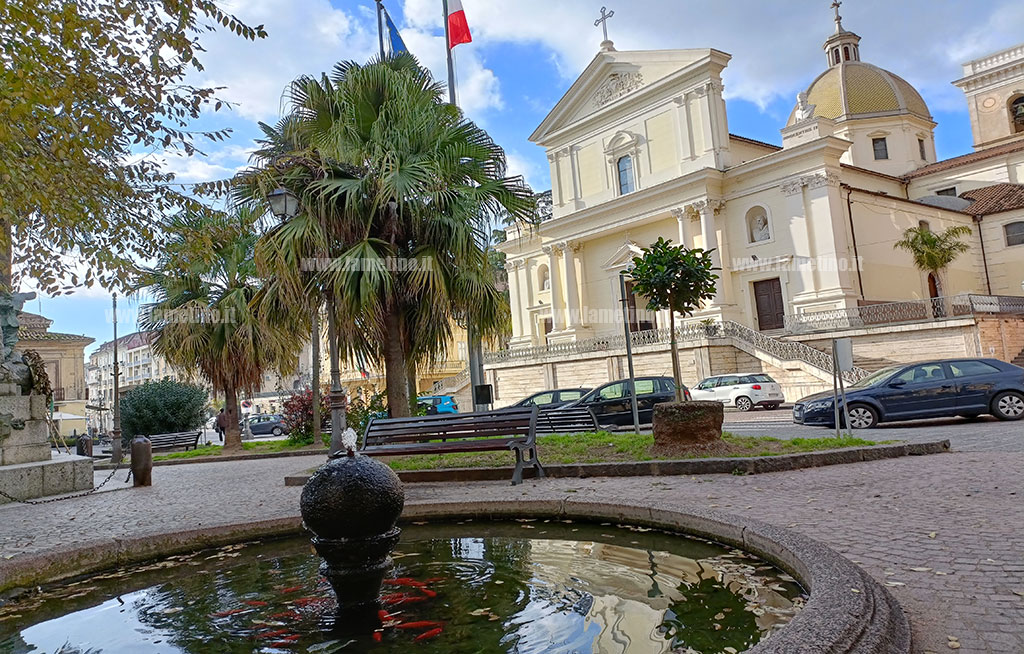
[{"left": 0, "top": 458, "right": 125, "bottom": 505}]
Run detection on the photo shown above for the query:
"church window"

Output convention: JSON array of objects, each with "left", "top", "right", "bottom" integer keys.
[
  {"left": 872, "top": 137, "right": 888, "bottom": 160},
  {"left": 918, "top": 220, "right": 931, "bottom": 232},
  {"left": 918, "top": 138, "right": 926, "bottom": 160},
  {"left": 1005, "top": 221, "right": 1024, "bottom": 247},
  {"left": 1011, "top": 96, "right": 1024, "bottom": 134},
  {"left": 935, "top": 187, "right": 957, "bottom": 197},
  {"left": 843, "top": 46, "right": 850, "bottom": 61},
  {"left": 746, "top": 207, "right": 772, "bottom": 243},
  {"left": 832, "top": 49, "right": 840, "bottom": 65},
  {"left": 617, "top": 155, "right": 635, "bottom": 195},
  {"left": 538, "top": 264, "right": 550, "bottom": 291}
]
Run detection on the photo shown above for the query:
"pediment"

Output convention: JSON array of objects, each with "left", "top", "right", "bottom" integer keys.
[
  {"left": 602, "top": 241, "right": 645, "bottom": 271},
  {"left": 530, "top": 48, "right": 729, "bottom": 146}
]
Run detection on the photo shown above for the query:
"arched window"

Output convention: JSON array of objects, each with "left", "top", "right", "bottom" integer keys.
[
  {"left": 918, "top": 220, "right": 931, "bottom": 232},
  {"left": 833, "top": 48, "right": 841, "bottom": 65},
  {"left": 1005, "top": 221, "right": 1024, "bottom": 247},
  {"left": 617, "top": 155, "right": 635, "bottom": 195},
  {"left": 843, "top": 46, "right": 851, "bottom": 61},
  {"left": 1011, "top": 96, "right": 1024, "bottom": 134},
  {"left": 538, "top": 264, "right": 550, "bottom": 290},
  {"left": 746, "top": 206, "right": 771, "bottom": 243}
]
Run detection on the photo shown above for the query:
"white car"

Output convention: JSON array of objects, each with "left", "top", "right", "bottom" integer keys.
[{"left": 690, "top": 373, "right": 785, "bottom": 411}]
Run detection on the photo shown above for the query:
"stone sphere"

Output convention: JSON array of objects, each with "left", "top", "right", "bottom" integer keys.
[{"left": 300, "top": 454, "right": 405, "bottom": 540}]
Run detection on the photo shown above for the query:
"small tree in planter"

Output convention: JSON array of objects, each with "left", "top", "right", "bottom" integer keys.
[
  {"left": 120, "top": 379, "right": 208, "bottom": 448},
  {"left": 629, "top": 237, "right": 718, "bottom": 401}
]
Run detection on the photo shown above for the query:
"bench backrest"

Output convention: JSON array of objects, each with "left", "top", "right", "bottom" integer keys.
[
  {"left": 362, "top": 406, "right": 538, "bottom": 449},
  {"left": 147, "top": 431, "right": 202, "bottom": 446},
  {"left": 535, "top": 406, "right": 598, "bottom": 435}
]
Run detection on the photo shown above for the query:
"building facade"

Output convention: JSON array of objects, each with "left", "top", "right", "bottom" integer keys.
[
  {"left": 489, "top": 13, "right": 1024, "bottom": 405},
  {"left": 17, "top": 312, "right": 94, "bottom": 436}
]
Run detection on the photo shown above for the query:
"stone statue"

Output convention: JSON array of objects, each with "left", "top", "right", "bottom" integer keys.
[
  {"left": 0, "top": 291, "right": 37, "bottom": 395},
  {"left": 794, "top": 91, "right": 816, "bottom": 123},
  {"left": 750, "top": 212, "right": 771, "bottom": 242}
]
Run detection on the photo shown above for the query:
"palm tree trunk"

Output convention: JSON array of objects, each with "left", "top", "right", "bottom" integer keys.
[
  {"left": 406, "top": 362, "right": 418, "bottom": 414},
  {"left": 223, "top": 385, "right": 243, "bottom": 451},
  {"left": 384, "top": 310, "right": 410, "bottom": 417},
  {"left": 668, "top": 308, "right": 683, "bottom": 402},
  {"left": 311, "top": 309, "right": 321, "bottom": 442}
]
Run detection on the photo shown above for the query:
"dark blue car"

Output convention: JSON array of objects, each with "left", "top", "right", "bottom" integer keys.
[{"left": 793, "top": 358, "right": 1024, "bottom": 429}]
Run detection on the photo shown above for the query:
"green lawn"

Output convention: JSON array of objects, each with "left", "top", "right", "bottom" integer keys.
[
  {"left": 152, "top": 440, "right": 322, "bottom": 461},
  {"left": 383, "top": 431, "right": 881, "bottom": 471}
]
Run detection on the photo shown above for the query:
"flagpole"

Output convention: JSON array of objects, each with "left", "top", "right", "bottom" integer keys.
[
  {"left": 376, "top": 0, "right": 386, "bottom": 58},
  {"left": 442, "top": 0, "right": 456, "bottom": 105}
]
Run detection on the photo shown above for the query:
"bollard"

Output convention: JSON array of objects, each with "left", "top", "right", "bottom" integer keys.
[{"left": 131, "top": 436, "right": 153, "bottom": 487}]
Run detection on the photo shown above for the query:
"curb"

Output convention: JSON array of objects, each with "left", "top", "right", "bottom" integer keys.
[
  {"left": 0, "top": 501, "right": 910, "bottom": 653},
  {"left": 94, "top": 448, "right": 330, "bottom": 470},
  {"left": 283, "top": 440, "right": 950, "bottom": 486}
]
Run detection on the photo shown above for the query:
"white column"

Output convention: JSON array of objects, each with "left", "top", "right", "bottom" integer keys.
[
  {"left": 522, "top": 259, "right": 536, "bottom": 342},
  {"left": 506, "top": 260, "right": 523, "bottom": 338},
  {"left": 561, "top": 242, "right": 582, "bottom": 329},
  {"left": 568, "top": 146, "right": 582, "bottom": 208},
  {"left": 543, "top": 245, "right": 566, "bottom": 331},
  {"left": 693, "top": 200, "right": 725, "bottom": 306},
  {"left": 671, "top": 207, "right": 690, "bottom": 248}
]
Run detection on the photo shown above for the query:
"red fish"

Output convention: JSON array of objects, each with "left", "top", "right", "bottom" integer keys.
[
  {"left": 380, "top": 592, "right": 407, "bottom": 602},
  {"left": 383, "top": 578, "right": 427, "bottom": 588},
  {"left": 414, "top": 628, "right": 443, "bottom": 641},
  {"left": 391, "top": 596, "right": 427, "bottom": 606},
  {"left": 271, "top": 634, "right": 301, "bottom": 644},
  {"left": 377, "top": 610, "right": 392, "bottom": 622},
  {"left": 372, "top": 632, "right": 383, "bottom": 642},
  {"left": 293, "top": 597, "right": 327, "bottom": 607},
  {"left": 211, "top": 608, "right": 246, "bottom": 617},
  {"left": 419, "top": 588, "right": 437, "bottom": 598},
  {"left": 279, "top": 586, "right": 303, "bottom": 594},
  {"left": 395, "top": 621, "right": 444, "bottom": 630},
  {"left": 269, "top": 610, "right": 301, "bottom": 620},
  {"left": 242, "top": 600, "right": 268, "bottom": 607},
  {"left": 253, "top": 629, "right": 290, "bottom": 640}
]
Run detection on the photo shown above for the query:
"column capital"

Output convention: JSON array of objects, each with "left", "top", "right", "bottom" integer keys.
[
  {"left": 685, "top": 198, "right": 726, "bottom": 215},
  {"left": 541, "top": 244, "right": 562, "bottom": 256},
  {"left": 781, "top": 171, "right": 841, "bottom": 195}
]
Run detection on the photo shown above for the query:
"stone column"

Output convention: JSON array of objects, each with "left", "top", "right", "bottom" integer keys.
[
  {"left": 671, "top": 207, "right": 690, "bottom": 248},
  {"left": 560, "top": 242, "right": 582, "bottom": 329},
  {"left": 543, "top": 245, "right": 566, "bottom": 331},
  {"left": 506, "top": 259, "right": 524, "bottom": 338},
  {"left": 689, "top": 199, "right": 725, "bottom": 306}
]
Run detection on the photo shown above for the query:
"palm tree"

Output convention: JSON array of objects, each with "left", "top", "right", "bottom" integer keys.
[
  {"left": 237, "top": 54, "right": 533, "bottom": 417},
  {"left": 137, "top": 209, "right": 306, "bottom": 450},
  {"left": 893, "top": 224, "right": 974, "bottom": 305}
]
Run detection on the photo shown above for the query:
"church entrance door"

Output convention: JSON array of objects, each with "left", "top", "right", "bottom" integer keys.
[{"left": 753, "top": 278, "right": 785, "bottom": 331}]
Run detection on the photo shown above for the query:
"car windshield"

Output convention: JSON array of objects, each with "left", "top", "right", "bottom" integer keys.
[{"left": 848, "top": 365, "right": 902, "bottom": 388}]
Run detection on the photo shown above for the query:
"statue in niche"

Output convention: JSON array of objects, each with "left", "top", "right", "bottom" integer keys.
[
  {"left": 794, "top": 91, "right": 816, "bottom": 123},
  {"left": 749, "top": 211, "right": 771, "bottom": 243}
]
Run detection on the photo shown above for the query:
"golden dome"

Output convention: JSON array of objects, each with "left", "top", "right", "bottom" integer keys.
[{"left": 787, "top": 61, "right": 931, "bottom": 126}]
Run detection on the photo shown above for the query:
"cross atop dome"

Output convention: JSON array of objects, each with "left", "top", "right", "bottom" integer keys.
[
  {"left": 831, "top": 0, "right": 844, "bottom": 33},
  {"left": 822, "top": 0, "right": 861, "bottom": 67}
]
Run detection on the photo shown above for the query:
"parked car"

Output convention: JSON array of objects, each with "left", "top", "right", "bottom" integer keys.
[
  {"left": 793, "top": 358, "right": 1024, "bottom": 428},
  {"left": 689, "top": 373, "right": 785, "bottom": 411},
  {"left": 418, "top": 395, "right": 459, "bottom": 414},
  {"left": 559, "top": 376, "right": 690, "bottom": 426},
  {"left": 242, "top": 414, "right": 289, "bottom": 437},
  {"left": 512, "top": 388, "right": 590, "bottom": 409}
]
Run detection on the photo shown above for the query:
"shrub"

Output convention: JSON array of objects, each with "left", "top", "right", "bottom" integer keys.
[
  {"left": 282, "top": 386, "right": 331, "bottom": 446},
  {"left": 120, "top": 379, "right": 208, "bottom": 444}
]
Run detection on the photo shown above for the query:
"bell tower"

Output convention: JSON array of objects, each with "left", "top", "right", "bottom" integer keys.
[{"left": 953, "top": 42, "right": 1024, "bottom": 151}]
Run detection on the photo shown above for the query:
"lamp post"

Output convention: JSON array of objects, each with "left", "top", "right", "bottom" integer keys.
[
  {"left": 618, "top": 270, "right": 641, "bottom": 434},
  {"left": 268, "top": 187, "right": 346, "bottom": 452},
  {"left": 111, "top": 293, "right": 122, "bottom": 463}
]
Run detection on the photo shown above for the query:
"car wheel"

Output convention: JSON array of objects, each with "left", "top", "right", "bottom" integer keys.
[
  {"left": 272, "top": 426, "right": 283, "bottom": 437},
  {"left": 735, "top": 396, "right": 753, "bottom": 412},
  {"left": 845, "top": 404, "right": 878, "bottom": 429},
  {"left": 991, "top": 391, "right": 1024, "bottom": 421}
]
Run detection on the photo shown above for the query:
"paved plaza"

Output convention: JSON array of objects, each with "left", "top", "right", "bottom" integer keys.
[{"left": 1, "top": 438, "right": 1022, "bottom": 653}]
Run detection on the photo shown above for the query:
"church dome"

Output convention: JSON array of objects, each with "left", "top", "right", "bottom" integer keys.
[{"left": 787, "top": 61, "right": 931, "bottom": 127}]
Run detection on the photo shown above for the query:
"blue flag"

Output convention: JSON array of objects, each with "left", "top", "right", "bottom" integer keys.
[{"left": 384, "top": 8, "right": 408, "bottom": 55}]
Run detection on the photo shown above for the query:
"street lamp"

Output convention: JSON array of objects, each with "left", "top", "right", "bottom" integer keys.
[{"left": 268, "top": 187, "right": 300, "bottom": 219}]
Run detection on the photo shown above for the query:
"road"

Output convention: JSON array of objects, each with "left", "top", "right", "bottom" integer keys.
[{"left": 722, "top": 406, "right": 1023, "bottom": 451}]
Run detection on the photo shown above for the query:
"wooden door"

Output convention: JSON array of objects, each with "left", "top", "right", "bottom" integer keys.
[{"left": 753, "top": 278, "right": 785, "bottom": 330}]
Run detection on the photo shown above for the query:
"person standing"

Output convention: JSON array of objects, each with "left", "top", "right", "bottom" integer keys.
[{"left": 214, "top": 408, "right": 227, "bottom": 443}]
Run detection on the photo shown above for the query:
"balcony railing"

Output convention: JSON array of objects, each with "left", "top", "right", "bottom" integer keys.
[{"left": 785, "top": 294, "right": 1024, "bottom": 334}]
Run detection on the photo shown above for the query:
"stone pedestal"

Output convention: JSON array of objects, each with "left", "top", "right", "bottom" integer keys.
[
  {"left": 651, "top": 401, "right": 724, "bottom": 454},
  {"left": 0, "top": 391, "right": 94, "bottom": 504}
]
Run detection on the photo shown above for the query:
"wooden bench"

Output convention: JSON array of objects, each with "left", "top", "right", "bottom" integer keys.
[
  {"left": 360, "top": 406, "right": 542, "bottom": 485},
  {"left": 535, "top": 405, "right": 598, "bottom": 435},
  {"left": 147, "top": 431, "right": 203, "bottom": 452}
]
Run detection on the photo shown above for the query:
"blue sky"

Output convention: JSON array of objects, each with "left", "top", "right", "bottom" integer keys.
[{"left": 30, "top": 0, "right": 1024, "bottom": 354}]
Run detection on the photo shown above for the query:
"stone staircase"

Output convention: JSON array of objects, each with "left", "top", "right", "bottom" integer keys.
[{"left": 1013, "top": 346, "right": 1024, "bottom": 368}]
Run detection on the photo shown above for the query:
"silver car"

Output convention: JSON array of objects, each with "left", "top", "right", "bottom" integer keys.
[{"left": 689, "top": 373, "right": 785, "bottom": 411}]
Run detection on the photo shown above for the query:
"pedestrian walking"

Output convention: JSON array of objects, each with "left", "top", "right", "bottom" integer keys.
[{"left": 214, "top": 408, "right": 227, "bottom": 443}]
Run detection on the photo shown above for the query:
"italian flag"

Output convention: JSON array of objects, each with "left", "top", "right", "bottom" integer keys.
[{"left": 447, "top": 0, "right": 472, "bottom": 48}]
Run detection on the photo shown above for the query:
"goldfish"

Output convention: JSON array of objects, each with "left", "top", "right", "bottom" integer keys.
[
  {"left": 395, "top": 621, "right": 443, "bottom": 630},
  {"left": 211, "top": 608, "right": 246, "bottom": 618},
  {"left": 242, "top": 600, "right": 268, "bottom": 607},
  {"left": 414, "top": 628, "right": 443, "bottom": 641}
]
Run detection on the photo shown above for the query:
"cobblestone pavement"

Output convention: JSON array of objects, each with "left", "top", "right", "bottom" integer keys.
[{"left": 1, "top": 451, "right": 1021, "bottom": 653}]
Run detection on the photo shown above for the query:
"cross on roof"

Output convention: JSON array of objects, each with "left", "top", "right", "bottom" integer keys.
[
  {"left": 594, "top": 6, "right": 615, "bottom": 43},
  {"left": 831, "top": 0, "right": 844, "bottom": 31}
]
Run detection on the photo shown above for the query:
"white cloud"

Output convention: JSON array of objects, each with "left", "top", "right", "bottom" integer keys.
[{"left": 505, "top": 151, "right": 541, "bottom": 190}]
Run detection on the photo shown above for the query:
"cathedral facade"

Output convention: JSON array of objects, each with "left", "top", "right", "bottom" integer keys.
[{"left": 498, "top": 15, "right": 1024, "bottom": 351}]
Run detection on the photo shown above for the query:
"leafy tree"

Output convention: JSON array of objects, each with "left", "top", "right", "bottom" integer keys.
[
  {"left": 893, "top": 224, "right": 973, "bottom": 299},
  {"left": 238, "top": 54, "right": 534, "bottom": 417},
  {"left": 629, "top": 237, "right": 718, "bottom": 402},
  {"left": 281, "top": 385, "right": 330, "bottom": 446},
  {"left": 119, "top": 379, "right": 208, "bottom": 441},
  {"left": 0, "top": 0, "right": 265, "bottom": 294},
  {"left": 137, "top": 209, "right": 306, "bottom": 450}
]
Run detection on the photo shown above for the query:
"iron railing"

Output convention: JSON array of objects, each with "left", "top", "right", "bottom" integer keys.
[
  {"left": 483, "top": 320, "right": 870, "bottom": 383},
  {"left": 785, "top": 294, "right": 1024, "bottom": 334}
]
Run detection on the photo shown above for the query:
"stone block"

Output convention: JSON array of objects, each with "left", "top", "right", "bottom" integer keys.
[
  {"left": 1, "top": 443, "right": 51, "bottom": 465},
  {"left": 651, "top": 401, "right": 723, "bottom": 454},
  {"left": 0, "top": 462, "right": 43, "bottom": 503},
  {"left": 42, "top": 460, "right": 75, "bottom": 496},
  {"left": 1, "top": 419, "right": 49, "bottom": 449},
  {"left": 0, "top": 383, "right": 19, "bottom": 397},
  {"left": 73, "top": 458, "right": 95, "bottom": 491},
  {"left": 0, "top": 395, "right": 30, "bottom": 417},
  {"left": 29, "top": 394, "right": 47, "bottom": 420}
]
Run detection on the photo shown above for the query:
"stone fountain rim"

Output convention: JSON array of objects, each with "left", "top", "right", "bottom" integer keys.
[{"left": 0, "top": 500, "right": 909, "bottom": 653}]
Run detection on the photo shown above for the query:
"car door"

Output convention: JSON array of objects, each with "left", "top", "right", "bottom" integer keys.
[
  {"left": 714, "top": 375, "right": 741, "bottom": 404},
  {"left": 555, "top": 389, "right": 585, "bottom": 406},
  {"left": 632, "top": 378, "right": 660, "bottom": 423},
  {"left": 588, "top": 381, "right": 629, "bottom": 425},
  {"left": 876, "top": 363, "right": 958, "bottom": 418},
  {"left": 948, "top": 360, "right": 1004, "bottom": 413},
  {"left": 690, "top": 378, "right": 718, "bottom": 401}
]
